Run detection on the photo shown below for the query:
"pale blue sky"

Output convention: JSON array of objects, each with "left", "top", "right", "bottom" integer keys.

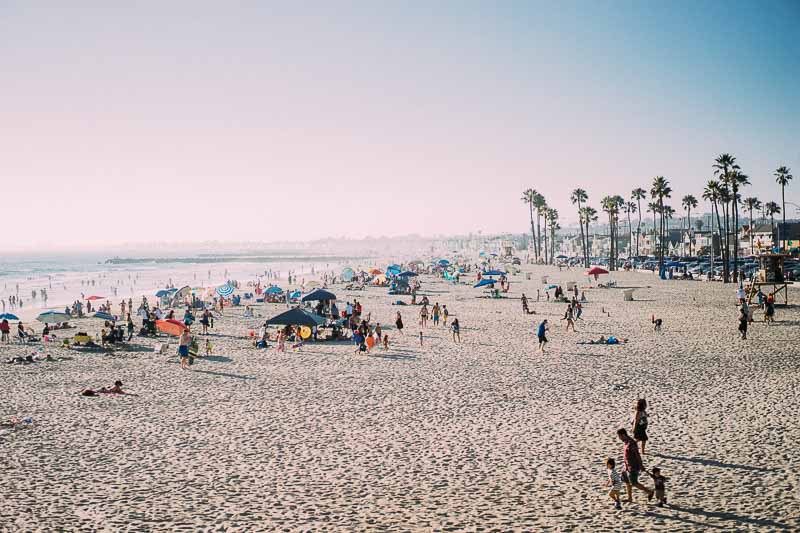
[{"left": 1, "top": 1, "right": 797, "bottom": 248}]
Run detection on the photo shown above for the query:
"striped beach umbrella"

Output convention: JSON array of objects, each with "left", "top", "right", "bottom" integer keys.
[
  {"left": 36, "top": 311, "right": 71, "bottom": 323},
  {"left": 216, "top": 284, "right": 235, "bottom": 297}
]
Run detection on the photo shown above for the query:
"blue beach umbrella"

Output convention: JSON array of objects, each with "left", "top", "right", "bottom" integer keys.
[
  {"left": 473, "top": 278, "right": 497, "bottom": 288},
  {"left": 0, "top": 313, "right": 20, "bottom": 321},
  {"left": 544, "top": 284, "right": 559, "bottom": 291},
  {"left": 216, "top": 284, "right": 235, "bottom": 297},
  {"left": 265, "top": 286, "right": 284, "bottom": 294},
  {"left": 483, "top": 269, "right": 507, "bottom": 276},
  {"left": 398, "top": 271, "right": 418, "bottom": 277},
  {"left": 92, "top": 311, "right": 118, "bottom": 322},
  {"left": 438, "top": 259, "right": 450, "bottom": 266},
  {"left": 155, "top": 289, "right": 171, "bottom": 297}
]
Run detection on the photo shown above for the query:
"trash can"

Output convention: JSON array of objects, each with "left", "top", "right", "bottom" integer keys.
[{"left": 623, "top": 289, "right": 635, "bottom": 301}]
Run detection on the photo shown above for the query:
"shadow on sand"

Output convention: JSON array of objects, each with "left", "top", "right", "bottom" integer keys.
[
  {"left": 652, "top": 453, "right": 778, "bottom": 473},
  {"left": 191, "top": 369, "right": 255, "bottom": 380}
]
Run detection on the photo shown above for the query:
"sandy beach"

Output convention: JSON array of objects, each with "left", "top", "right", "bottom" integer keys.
[{"left": 2, "top": 264, "right": 799, "bottom": 531}]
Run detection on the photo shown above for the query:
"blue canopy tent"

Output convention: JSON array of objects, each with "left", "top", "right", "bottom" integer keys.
[
  {"left": 155, "top": 289, "right": 172, "bottom": 297},
  {"left": 544, "top": 284, "right": 559, "bottom": 291},
  {"left": 301, "top": 288, "right": 337, "bottom": 302},
  {"left": 473, "top": 279, "right": 497, "bottom": 288}
]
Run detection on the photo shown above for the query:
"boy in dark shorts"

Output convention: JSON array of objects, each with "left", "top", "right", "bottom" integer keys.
[{"left": 647, "top": 467, "right": 667, "bottom": 506}]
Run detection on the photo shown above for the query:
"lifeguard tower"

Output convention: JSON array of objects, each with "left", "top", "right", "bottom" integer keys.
[
  {"left": 501, "top": 240, "right": 514, "bottom": 258},
  {"left": 746, "top": 253, "right": 792, "bottom": 305}
]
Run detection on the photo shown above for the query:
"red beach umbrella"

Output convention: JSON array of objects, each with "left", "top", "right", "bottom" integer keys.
[
  {"left": 85, "top": 295, "right": 105, "bottom": 301},
  {"left": 585, "top": 267, "right": 609, "bottom": 276}
]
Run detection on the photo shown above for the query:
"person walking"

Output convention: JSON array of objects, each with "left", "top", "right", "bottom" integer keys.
[
  {"left": 632, "top": 398, "right": 649, "bottom": 455},
  {"left": 537, "top": 319, "right": 549, "bottom": 353},
  {"left": 395, "top": 311, "right": 404, "bottom": 335},
  {"left": 617, "top": 428, "right": 655, "bottom": 503},
  {"left": 738, "top": 304, "right": 748, "bottom": 340},
  {"left": 451, "top": 318, "right": 460, "bottom": 343},
  {"left": 178, "top": 329, "right": 192, "bottom": 370}
]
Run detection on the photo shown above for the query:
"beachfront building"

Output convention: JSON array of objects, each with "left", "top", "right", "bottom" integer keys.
[{"left": 740, "top": 224, "right": 775, "bottom": 255}]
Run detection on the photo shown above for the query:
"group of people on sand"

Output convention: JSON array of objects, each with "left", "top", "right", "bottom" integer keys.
[
  {"left": 737, "top": 287, "right": 778, "bottom": 340},
  {"left": 606, "top": 399, "right": 667, "bottom": 510}
]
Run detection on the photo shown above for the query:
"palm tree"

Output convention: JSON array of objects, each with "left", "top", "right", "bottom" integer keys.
[
  {"left": 547, "top": 208, "right": 559, "bottom": 262},
  {"left": 717, "top": 182, "right": 732, "bottom": 283},
  {"left": 521, "top": 189, "right": 538, "bottom": 261},
  {"left": 703, "top": 181, "right": 722, "bottom": 274},
  {"left": 631, "top": 188, "right": 647, "bottom": 257},
  {"left": 728, "top": 170, "right": 749, "bottom": 281},
  {"left": 541, "top": 201, "right": 550, "bottom": 265},
  {"left": 650, "top": 177, "right": 672, "bottom": 273},
  {"left": 765, "top": 201, "right": 781, "bottom": 247},
  {"left": 774, "top": 166, "right": 793, "bottom": 249},
  {"left": 601, "top": 196, "right": 615, "bottom": 269},
  {"left": 580, "top": 206, "right": 598, "bottom": 261},
  {"left": 663, "top": 205, "right": 675, "bottom": 255},
  {"left": 713, "top": 154, "right": 739, "bottom": 282},
  {"left": 742, "top": 197, "right": 762, "bottom": 255},
  {"left": 625, "top": 201, "right": 637, "bottom": 259},
  {"left": 571, "top": 189, "right": 589, "bottom": 267},
  {"left": 533, "top": 192, "right": 547, "bottom": 261},
  {"left": 681, "top": 195, "right": 698, "bottom": 256}
]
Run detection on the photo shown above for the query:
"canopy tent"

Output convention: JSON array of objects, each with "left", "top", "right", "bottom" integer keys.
[
  {"left": 171, "top": 286, "right": 192, "bottom": 307},
  {"left": 368, "top": 268, "right": 382, "bottom": 276},
  {"left": 288, "top": 290, "right": 302, "bottom": 300},
  {"left": 155, "top": 289, "right": 172, "bottom": 298},
  {"left": 473, "top": 278, "right": 497, "bottom": 288},
  {"left": 301, "top": 288, "right": 337, "bottom": 302},
  {"left": 36, "top": 311, "right": 71, "bottom": 323},
  {"left": 265, "top": 308, "right": 326, "bottom": 327},
  {"left": 482, "top": 269, "right": 507, "bottom": 276},
  {"left": 544, "top": 284, "right": 559, "bottom": 291}
]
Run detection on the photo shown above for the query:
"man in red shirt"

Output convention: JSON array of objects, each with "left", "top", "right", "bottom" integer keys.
[{"left": 617, "top": 428, "right": 655, "bottom": 503}]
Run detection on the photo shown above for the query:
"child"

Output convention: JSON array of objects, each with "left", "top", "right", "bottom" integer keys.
[
  {"left": 606, "top": 458, "right": 623, "bottom": 510},
  {"left": 647, "top": 467, "right": 667, "bottom": 506},
  {"left": 383, "top": 334, "right": 389, "bottom": 350},
  {"left": 205, "top": 339, "right": 213, "bottom": 356}
]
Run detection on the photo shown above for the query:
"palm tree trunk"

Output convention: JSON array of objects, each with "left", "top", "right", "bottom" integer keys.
[
  {"left": 687, "top": 208, "right": 692, "bottom": 256},
  {"left": 749, "top": 206, "right": 754, "bottom": 255},
  {"left": 542, "top": 213, "right": 549, "bottom": 265},
  {"left": 536, "top": 213, "right": 542, "bottom": 262},
  {"left": 722, "top": 202, "right": 730, "bottom": 283},
  {"left": 780, "top": 186, "right": 786, "bottom": 249},
  {"left": 528, "top": 202, "right": 536, "bottom": 261},
  {"left": 576, "top": 201, "right": 585, "bottom": 267},
  {"left": 627, "top": 211, "right": 632, "bottom": 259},
  {"left": 636, "top": 200, "right": 642, "bottom": 257},
  {"left": 732, "top": 197, "right": 739, "bottom": 283}
]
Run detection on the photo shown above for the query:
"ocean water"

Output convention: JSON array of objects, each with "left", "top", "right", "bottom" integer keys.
[{"left": 0, "top": 253, "right": 355, "bottom": 320}]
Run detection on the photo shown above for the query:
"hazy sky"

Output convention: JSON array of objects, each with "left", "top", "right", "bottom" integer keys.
[{"left": 2, "top": 1, "right": 798, "bottom": 250}]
